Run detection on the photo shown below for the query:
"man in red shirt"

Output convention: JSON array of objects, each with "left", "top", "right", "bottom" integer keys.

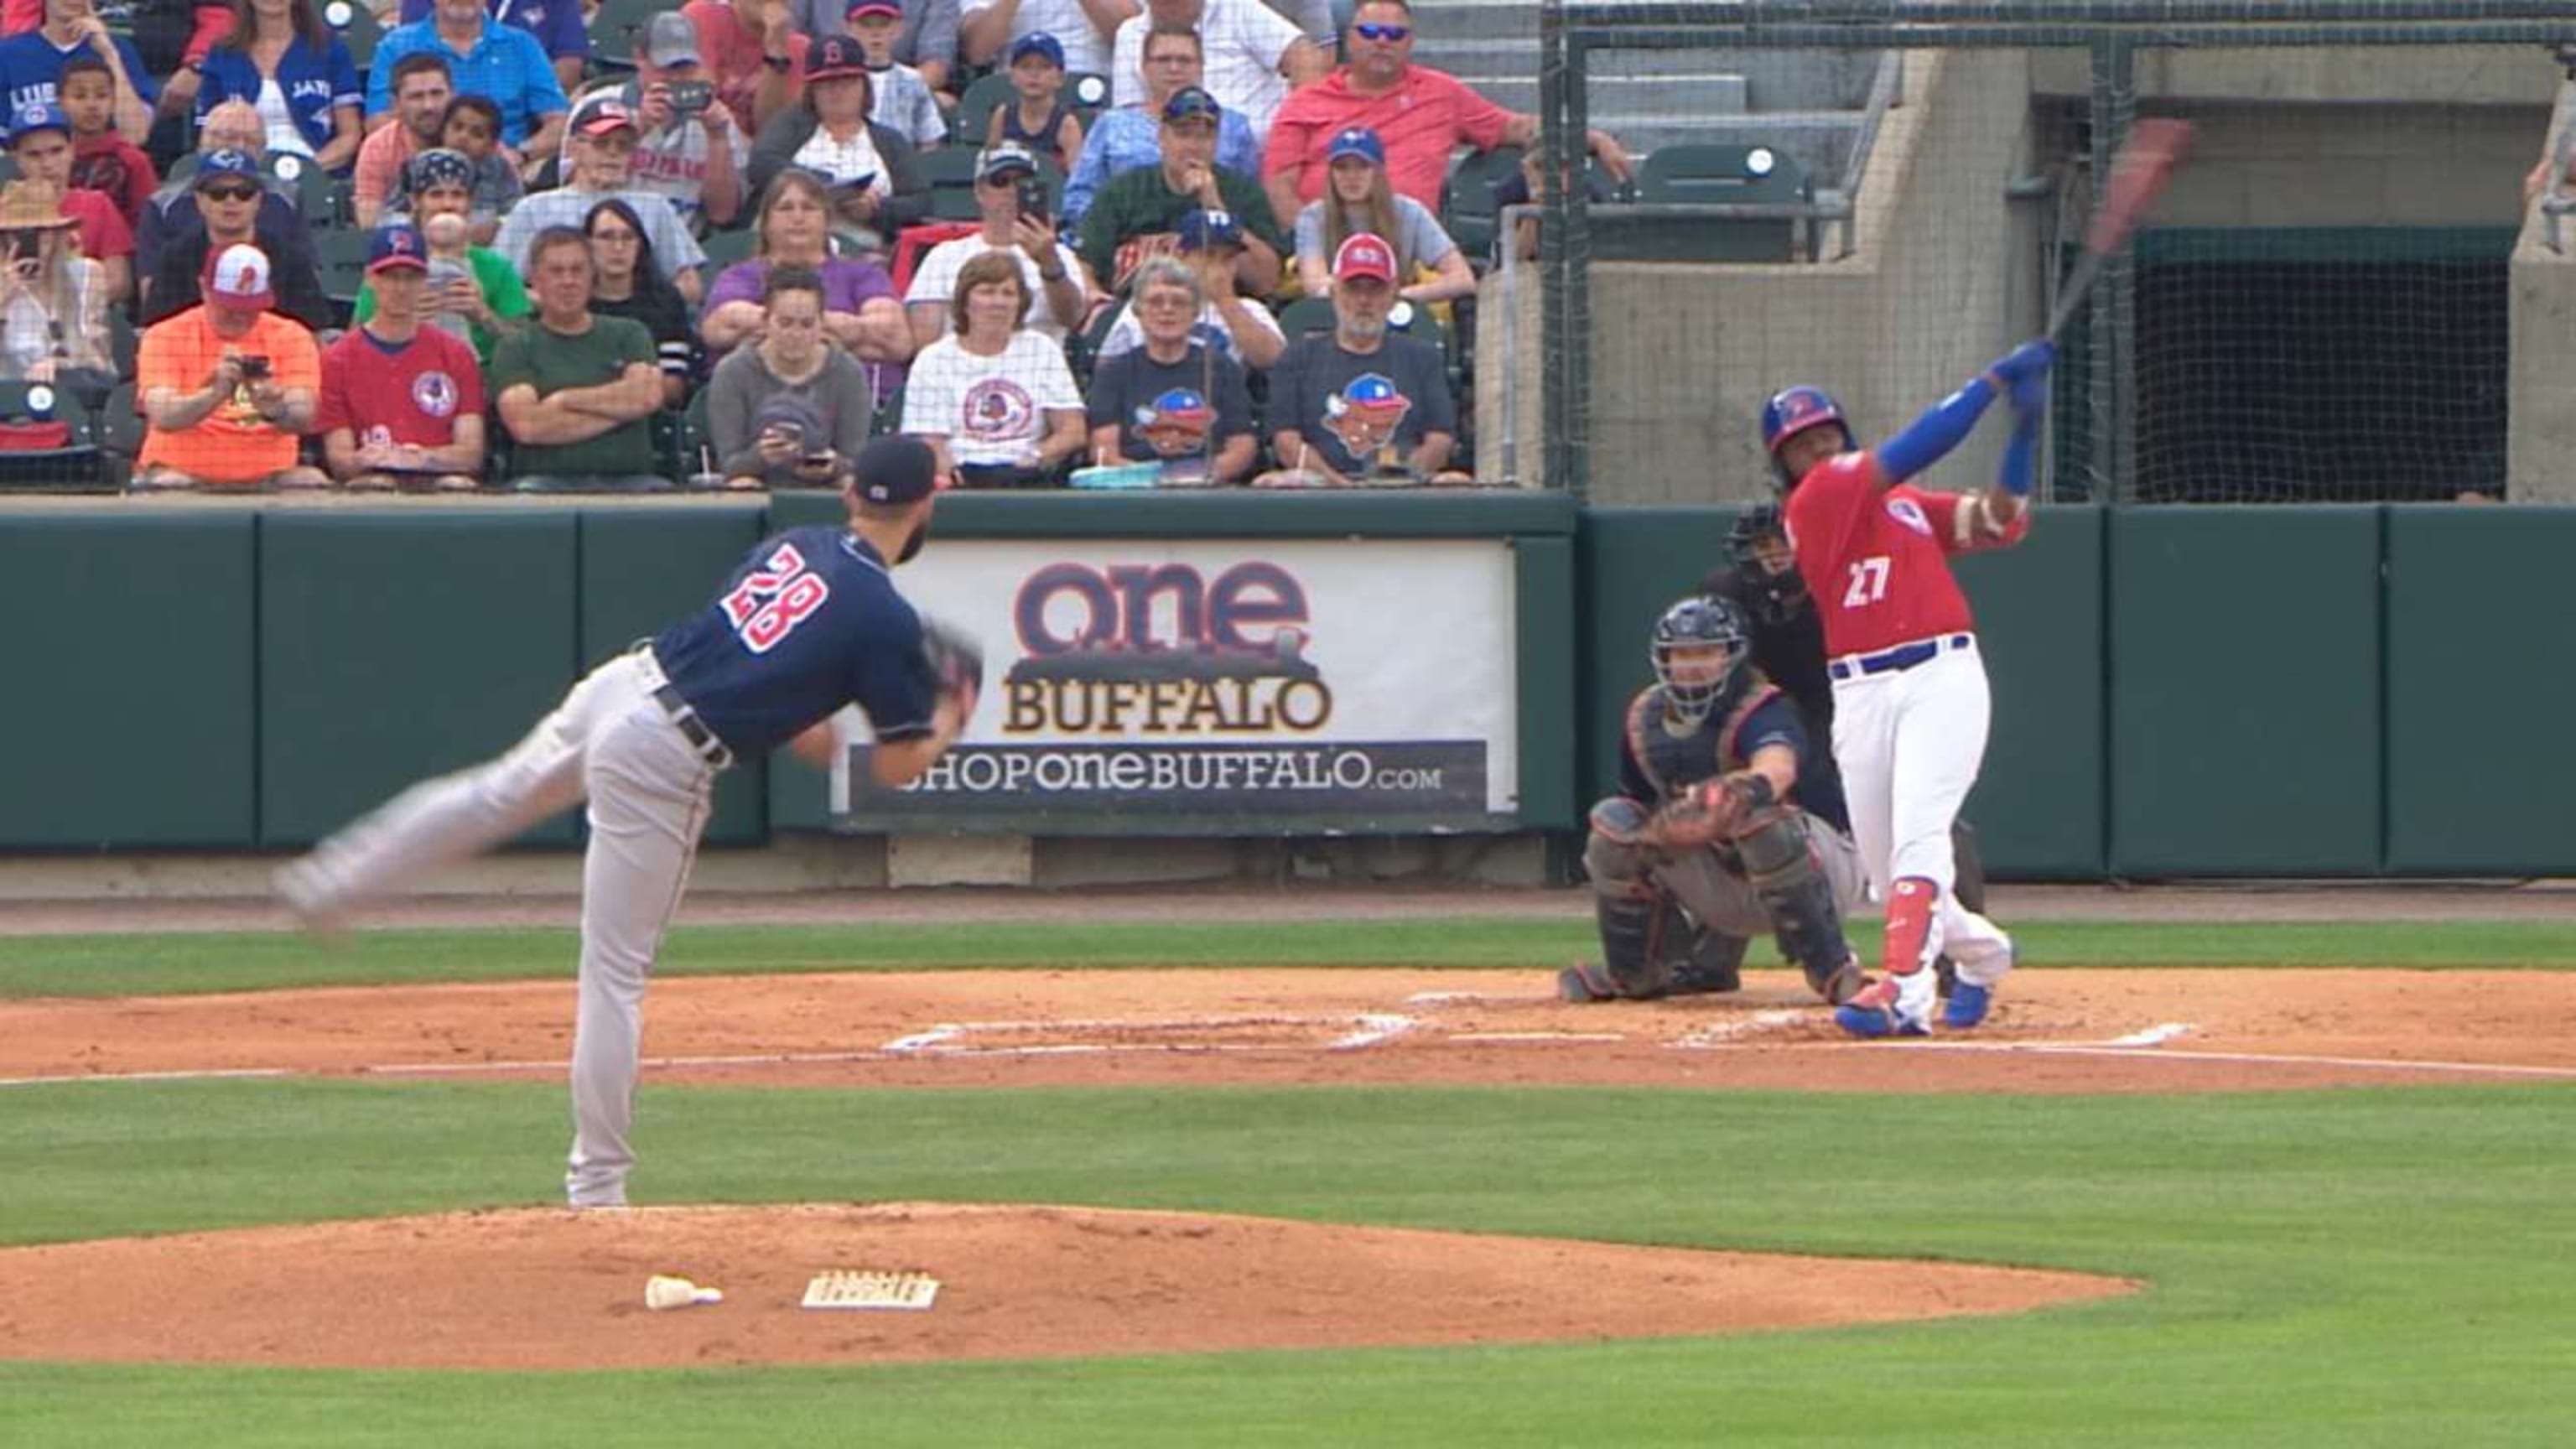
[
  {"left": 1765, "top": 339, "right": 2053, "bottom": 1039},
  {"left": 8, "top": 101, "right": 132, "bottom": 304},
  {"left": 1259, "top": 0, "right": 1629, "bottom": 227},
  {"left": 683, "top": 0, "right": 810, "bottom": 136},
  {"left": 317, "top": 221, "right": 488, "bottom": 493}
]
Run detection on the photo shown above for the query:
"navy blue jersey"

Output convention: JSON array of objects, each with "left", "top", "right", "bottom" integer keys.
[
  {"left": 1616, "top": 681, "right": 1851, "bottom": 837},
  {"left": 650, "top": 526, "right": 941, "bottom": 756}
]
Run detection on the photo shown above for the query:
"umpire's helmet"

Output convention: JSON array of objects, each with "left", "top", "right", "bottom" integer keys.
[
  {"left": 1651, "top": 595, "right": 1750, "bottom": 725},
  {"left": 1727, "top": 503, "right": 1810, "bottom": 622},
  {"left": 1759, "top": 385, "right": 1852, "bottom": 491}
]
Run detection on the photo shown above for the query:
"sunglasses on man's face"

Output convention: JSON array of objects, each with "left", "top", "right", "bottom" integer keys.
[
  {"left": 1353, "top": 22, "right": 1410, "bottom": 41},
  {"left": 203, "top": 184, "right": 260, "bottom": 203}
]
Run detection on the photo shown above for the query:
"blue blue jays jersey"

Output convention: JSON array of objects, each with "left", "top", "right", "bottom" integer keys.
[{"left": 650, "top": 526, "right": 940, "bottom": 756}]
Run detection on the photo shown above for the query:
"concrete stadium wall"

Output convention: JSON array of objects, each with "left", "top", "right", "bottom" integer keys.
[
  {"left": 2027, "top": 43, "right": 2561, "bottom": 107},
  {"left": 2509, "top": 83, "right": 2576, "bottom": 503},
  {"left": 1579, "top": 49, "right": 2038, "bottom": 504}
]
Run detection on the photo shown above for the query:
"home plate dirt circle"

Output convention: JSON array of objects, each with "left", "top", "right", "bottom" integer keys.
[{"left": 0, "top": 1203, "right": 2137, "bottom": 1370}]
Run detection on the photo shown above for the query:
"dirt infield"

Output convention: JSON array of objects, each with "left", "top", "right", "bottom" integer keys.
[
  {"left": 7, "top": 966, "right": 2574, "bottom": 1095},
  {"left": 3, "top": 884, "right": 2568, "bottom": 1374}
]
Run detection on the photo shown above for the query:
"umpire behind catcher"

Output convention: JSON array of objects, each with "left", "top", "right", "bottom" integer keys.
[
  {"left": 1563, "top": 595, "right": 1872, "bottom": 1006},
  {"left": 1702, "top": 504, "right": 1991, "bottom": 931}
]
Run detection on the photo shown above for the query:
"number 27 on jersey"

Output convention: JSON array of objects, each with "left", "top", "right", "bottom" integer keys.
[{"left": 720, "top": 543, "right": 833, "bottom": 654}]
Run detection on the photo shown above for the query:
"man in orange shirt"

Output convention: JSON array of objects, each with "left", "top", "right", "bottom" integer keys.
[
  {"left": 1259, "top": 0, "right": 1629, "bottom": 227},
  {"left": 133, "top": 242, "right": 328, "bottom": 492}
]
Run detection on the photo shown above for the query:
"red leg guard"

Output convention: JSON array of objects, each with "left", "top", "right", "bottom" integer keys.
[{"left": 1883, "top": 876, "right": 1939, "bottom": 979}]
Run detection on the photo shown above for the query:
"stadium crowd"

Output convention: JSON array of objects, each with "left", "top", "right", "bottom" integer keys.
[{"left": 0, "top": 0, "right": 1631, "bottom": 490}]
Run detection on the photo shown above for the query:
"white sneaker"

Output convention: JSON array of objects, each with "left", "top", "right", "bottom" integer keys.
[{"left": 273, "top": 860, "right": 346, "bottom": 938}]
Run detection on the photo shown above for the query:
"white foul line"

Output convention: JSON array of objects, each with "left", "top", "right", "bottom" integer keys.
[
  {"left": 2105, "top": 1022, "right": 2196, "bottom": 1047},
  {"left": 1886, "top": 1040, "right": 2576, "bottom": 1079}
]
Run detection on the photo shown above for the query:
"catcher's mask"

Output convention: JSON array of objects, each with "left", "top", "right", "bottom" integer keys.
[
  {"left": 1651, "top": 595, "right": 1749, "bottom": 725},
  {"left": 1759, "top": 385, "right": 1852, "bottom": 493},
  {"left": 1727, "top": 503, "right": 1808, "bottom": 622}
]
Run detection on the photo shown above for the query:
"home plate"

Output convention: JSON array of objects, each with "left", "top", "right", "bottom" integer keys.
[
  {"left": 1671, "top": 1010, "right": 1810, "bottom": 1050},
  {"left": 2105, "top": 1023, "right": 2195, "bottom": 1047}
]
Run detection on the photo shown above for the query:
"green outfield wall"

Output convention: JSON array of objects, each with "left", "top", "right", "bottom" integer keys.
[{"left": 2, "top": 499, "right": 2566, "bottom": 879}]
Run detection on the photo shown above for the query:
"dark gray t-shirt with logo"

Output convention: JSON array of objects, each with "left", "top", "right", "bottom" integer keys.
[{"left": 1265, "top": 332, "right": 1454, "bottom": 480}]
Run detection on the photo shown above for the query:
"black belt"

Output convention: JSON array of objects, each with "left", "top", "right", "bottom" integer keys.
[
  {"left": 1828, "top": 633, "right": 1972, "bottom": 682},
  {"left": 647, "top": 678, "right": 734, "bottom": 771}
]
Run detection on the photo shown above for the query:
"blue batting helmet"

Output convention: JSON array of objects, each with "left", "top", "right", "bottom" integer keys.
[{"left": 1759, "top": 386, "right": 1852, "bottom": 489}]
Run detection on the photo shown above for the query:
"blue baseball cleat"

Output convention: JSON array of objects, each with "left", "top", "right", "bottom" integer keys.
[
  {"left": 1834, "top": 978, "right": 1931, "bottom": 1039},
  {"left": 1943, "top": 980, "right": 1995, "bottom": 1030}
]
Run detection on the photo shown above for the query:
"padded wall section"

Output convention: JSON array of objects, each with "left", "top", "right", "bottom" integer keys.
[
  {"left": 0, "top": 512, "right": 257, "bottom": 847},
  {"left": 1955, "top": 507, "right": 2106, "bottom": 878},
  {"left": 260, "top": 512, "right": 581, "bottom": 849},
  {"left": 2110, "top": 506, "right": 2381, "bottom": 876},
  {"left": 579, "top": 508, "right": 772, "bottom": 847},
  {"left": 2384, "top": 506, "right": 2576, "bottom": 873},
  {"left": 1577, "top": 507, "right": 1737, "bottom": 806}
]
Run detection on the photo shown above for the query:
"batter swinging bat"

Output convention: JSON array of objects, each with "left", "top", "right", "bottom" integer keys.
[{"left": 2046, "top": 117, "right": 2194, "bottom": 341}]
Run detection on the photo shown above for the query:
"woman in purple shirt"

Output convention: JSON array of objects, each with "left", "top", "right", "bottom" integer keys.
[{"left": 700, "top": 170, "right": 916, "bottom": 402}]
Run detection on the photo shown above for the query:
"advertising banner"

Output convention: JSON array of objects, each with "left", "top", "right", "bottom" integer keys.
[{"left": 831, "top": 538, "right": 1521, "bottom": 832}]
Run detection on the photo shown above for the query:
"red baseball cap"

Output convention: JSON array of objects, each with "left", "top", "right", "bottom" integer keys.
[{"left": 1332, "top": 232, "right": 1397, "bottom": 285}]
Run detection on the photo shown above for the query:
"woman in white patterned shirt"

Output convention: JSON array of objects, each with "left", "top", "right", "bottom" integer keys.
[{"left": 901, "top": 251, "right": 1084, "bottom": 487}]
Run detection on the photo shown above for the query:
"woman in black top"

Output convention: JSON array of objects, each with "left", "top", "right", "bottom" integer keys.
[{"left": 584, "top": 198, "right": 697, "bottom": 409}]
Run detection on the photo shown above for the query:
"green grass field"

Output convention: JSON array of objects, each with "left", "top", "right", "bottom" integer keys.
[{"left": 2, "top": 917, "right": 2571, "bottom": 1446}]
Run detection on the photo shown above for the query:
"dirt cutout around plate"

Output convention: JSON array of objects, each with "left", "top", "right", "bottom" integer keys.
[{"left": 0, "top": 1203, "right": 2137, "bottom": 1370}]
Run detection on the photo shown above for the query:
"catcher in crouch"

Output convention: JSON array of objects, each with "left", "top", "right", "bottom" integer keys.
[{"left": 1561, "top": 594, "right": 1872, "bottom": 1006}]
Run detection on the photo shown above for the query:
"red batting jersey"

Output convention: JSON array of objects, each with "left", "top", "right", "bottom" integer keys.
[
  {"left": 315, "top": 327, "right": 485, "bottom": 450},
  {"left": 1782, "top": 451, "right": 2028, "bottom": 658}
]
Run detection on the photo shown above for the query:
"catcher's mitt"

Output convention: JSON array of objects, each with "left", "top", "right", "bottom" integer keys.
[
  {"left": 1641, "top": 771, "right": 1776, "bottom": 852},
  {"left": 917, "top": 615, "right": 984, "bottom": 720}
]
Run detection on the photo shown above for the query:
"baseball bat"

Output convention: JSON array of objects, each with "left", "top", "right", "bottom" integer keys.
[{"left": 2045, "top": 118, "right": 2194, "bottom": 342}]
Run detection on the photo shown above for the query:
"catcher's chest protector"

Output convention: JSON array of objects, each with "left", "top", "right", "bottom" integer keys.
[{"left": 1626, "top": 680, "right": 1780, "bottom": 805}]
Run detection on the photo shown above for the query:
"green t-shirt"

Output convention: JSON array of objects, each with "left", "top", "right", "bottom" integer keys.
[
  {"left": 487, "top": 314, "right": 662, "bottom": 480},
  {"left": 351, "top": 246, "right": 531, "bottom": 362},
  {"left": 1078, "top": 164, "right": 1285, "bottom": 296}
]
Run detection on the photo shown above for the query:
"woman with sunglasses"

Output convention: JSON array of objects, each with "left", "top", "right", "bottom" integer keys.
[
  {"left": 0, "top": 182, "right": 110, "bottom": 385},
  {"left": 1291, "top": 124, "right": 1470, "bottom": 306},
  {"left": 190, "top": 0, "right": 364, "bottom": 174},
  {"left": 584, "top": 199, "right": 697, "bottom": 410},
  {"left": 1260, "top": 0, "right": 1630, "bottom": 226}
]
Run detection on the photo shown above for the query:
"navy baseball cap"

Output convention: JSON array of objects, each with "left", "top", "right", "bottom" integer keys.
[
  {"left": 367, "top": 221, "right": 428, "bottom": 273},
  {"left": 1008, "top": 31, "right": 1064, "bottom": 68},
  {"left": 808, "top": 35, "right": 868, "bottom": 81},
  {"left": 406, "top": 147, "right": 475, "bottom": 193},
  {"left": 854, "top": 436, "right": 939, "bottom": 504},
  {"left": 1326, "top": 126, "right": 1384, "bottom": 167},
  {"left": 193, "top": 148, "right": 261, "bottom": 186},
  {"left": 974, "top": 142, "right": 1038, "bottom": 184},
  {"left": 1177, "top": 208, "right": 1241, "bottom": 251},
  {"left": 8, "top": 101, "right": 68, "bottom": 145},
  {"left": 1161, "top": 87, "right": 1221, "bottom": 125}
]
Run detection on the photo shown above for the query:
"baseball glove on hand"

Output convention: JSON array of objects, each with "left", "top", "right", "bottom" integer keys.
[
  {"left": 917, "top": 616, "right": 984, "bottom": 724},
  {"left": 1643, "top": 772, "right": 1776, "bottom": 852}
]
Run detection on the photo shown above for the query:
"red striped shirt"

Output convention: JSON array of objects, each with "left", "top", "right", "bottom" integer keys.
[{"left": 1261, "top": 66, "right": 1515, "bottom": 210}]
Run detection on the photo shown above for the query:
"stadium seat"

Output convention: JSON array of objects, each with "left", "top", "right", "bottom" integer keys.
[
  {"left": 954, "top": 73, "right": 1017, "bottom": 152},
  {"left": 1638, "top": 143, "right": 1808, "bottom": 207},
  {"left": 320, "top": 0, "right": 381, "bottom": 70},
  {"left": 1440, "top": 145, "right": 1523, "bottom": 267},
  {"left": 1067, "top": 71, "right": 1112, "bottom": 127},
  {"left": 0, "top": 378, "right": 111, "bottom": 492},
  {"left": 1275, "top": 295, "right": 1335, "bottom": 340},
  {"left": 264, "top": 151, "right": 335, "bottom": 219},
  {"left": 107, "top": 310, "right": 136, "bottom": 381},
  {"left": 588, "top": 0, "right": 662, "bottom": 69},
  {"left": 919, "top": 147, "right": 983, "bottom": 221},
  {"left": 700, "top": 226, "right": 759, "bottom": 272},
  {"left": 314, "top": 228, "right": 371, "bottom": 314},
  {"left": 1596, "top": 143, "right": 1812, "bottom": 263}
]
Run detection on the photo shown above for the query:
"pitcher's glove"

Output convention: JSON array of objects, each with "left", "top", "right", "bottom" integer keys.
[
  {"left": 1642, "top": 772, "right": 1777, "bottom": 852},
  {"left": 917, "top": 616, "right": 984, "bottom": 720}
]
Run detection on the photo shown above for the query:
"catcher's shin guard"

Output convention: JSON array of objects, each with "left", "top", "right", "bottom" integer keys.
[
  {"left": 1583, "top": 886, "right": 1677, "bottom": 1000},
  {"left": 1668, "top": 926, "right": 1748, "bottom": 996},
  {"left": 1737, "top": 813, "right": 1862, "bottom": 1002}
]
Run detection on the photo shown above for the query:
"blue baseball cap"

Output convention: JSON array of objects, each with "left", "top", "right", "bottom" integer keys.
[
  {"left": 1177, "top": 208, "right": 1241, "bottom": 252},
  {"left": 367, "top": 221, "right": 428, "bottom": 274},
  {"left": 1161, "top": 86, "right": 1222, "bottom": 126},
  {"left": 8, "top": 102, "right": 69, "bottom": 145},
  {"left": 1008, "top": 31, "right": 1064, "bottom": 68},
  {"left": 1326, "top": 126, "right": 1384, "bottom": 167},
  {"left": 194, "top": 148, "right": 261, "bottom": 187}
]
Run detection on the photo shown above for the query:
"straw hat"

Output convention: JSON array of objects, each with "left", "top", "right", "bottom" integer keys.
[{"left": 0, "top": 181, "right": 77, "bottom": 231}]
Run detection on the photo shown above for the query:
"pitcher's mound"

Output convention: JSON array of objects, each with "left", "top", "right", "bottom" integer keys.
[{"left": 0, "top": 1203, "right": 2136, "bottom": 1370}]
